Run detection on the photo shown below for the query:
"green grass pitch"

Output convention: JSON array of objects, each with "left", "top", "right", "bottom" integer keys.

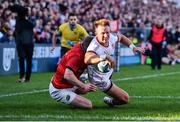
[{"left": 0, "top": 65, "right": 180, "bottom": 121}]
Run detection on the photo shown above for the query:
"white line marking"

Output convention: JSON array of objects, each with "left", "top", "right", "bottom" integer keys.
[
  {"left": 0, "top": 89, "right": 48, "bottom": 98},
  {"left": 0, "top": 115, "right": 179, "bottom": 121},
  {"left": 114, "top": 71, "right": 180, "bottom": 81},
  {"left": 0, "top": 71, "right": 180, "bottom": 98},
  {"left": 131, "top": 96, "right": 180, "bottom": 99}
]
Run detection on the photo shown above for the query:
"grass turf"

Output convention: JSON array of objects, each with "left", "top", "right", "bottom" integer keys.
[{"left": 0, "top": 64, "right": 180, "bottom": 121}]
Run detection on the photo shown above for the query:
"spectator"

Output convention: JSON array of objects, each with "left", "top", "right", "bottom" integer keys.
[
  {"left": 175, "top": 26, "right": 180, "bottom": 44},
  {"left": 1, "top": 0, "right": 180, "bottom": 43},
  {"left": 12, "top": 5, "right": 35, "bottom": 82},
  {"left": 161, "top": 44, "right": 176, "bottom": 65}
]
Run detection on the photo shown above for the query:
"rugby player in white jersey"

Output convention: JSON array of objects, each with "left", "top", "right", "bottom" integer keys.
[{"left": 84, "top": 19, "right": 144, "bottom": 107}]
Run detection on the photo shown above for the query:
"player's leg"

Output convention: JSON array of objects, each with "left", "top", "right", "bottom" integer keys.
[
  {"left": 104, "top": 83, "right": 129, "bottom": 106},
  {"left": 16, "top": 44, "right": 25, "bottom": 82},
  {"left": 49, "top": 83, "right": 92, "bottom": 109},
  {"left": 70, "top": 94, "right": 92, "bottom": 108},
  {"left": 87, "top": 67, "right": 128, "bottom": 106},
  {"left": 151, "top": 44, "right": 157, "bottom": 69},
  {"left": 157, "top": 44, "right": 162, "bottom": 69},
  {"left": 24, "top": 43, "right": 34, "bottom": 81}
]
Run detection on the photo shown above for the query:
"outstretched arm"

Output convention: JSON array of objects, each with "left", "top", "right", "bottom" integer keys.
[
  {"left": 51, "top": 31, "right": 57, "bottom": 51},
  {"left": 51, "top": 30, "right": 62, "bottom": 52},
  {"left": 118, "top": 34, "right": 145, "bottom": 54}
]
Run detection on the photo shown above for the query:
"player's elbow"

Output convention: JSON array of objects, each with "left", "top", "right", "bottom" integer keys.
[
  {"left": 84, "top": 57, "right": 89, "bottom": 64},
  {"left": 64, "top": 68, "right": 73, "bottom": 81},
  {"left": 84, "top": 54, "right": 90, "bottom": 64},
  {"left": 84, "top": 52, "right": 97, "bottom": 64},
  {"left": 64, "top": 73, "right": 69, "bottom": 81}
]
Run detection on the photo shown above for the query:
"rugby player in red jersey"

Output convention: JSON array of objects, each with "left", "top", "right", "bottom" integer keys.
[{"left": 49, "top": 36, "right": 97, "bottom": 109}]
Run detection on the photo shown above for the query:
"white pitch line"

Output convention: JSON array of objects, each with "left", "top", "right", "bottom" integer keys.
[
  {"left": 0, "top": 115, "right": 179, "bottom": 121},
  {"left": 0, "top": 71, "right": 180, "bottom": 99},
  {"left": 114, "top": 71, "right": 180, "bottom": 81},
  {"left": 0, "top": 90, "right": 180, "bottom": 99},
  {"left": 131, "top": 96, "right": 180, "bottom": 99},
  {"left": 0, "top": 89, "right": 48, "bottom": 98}
]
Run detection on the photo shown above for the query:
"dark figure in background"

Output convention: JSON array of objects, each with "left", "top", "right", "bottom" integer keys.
[
  {"left": 149, "top": 19, "right": 167, "bottom": 70},
  {"left": 10, "top": 5, "right": 34, "bottom": 82}
]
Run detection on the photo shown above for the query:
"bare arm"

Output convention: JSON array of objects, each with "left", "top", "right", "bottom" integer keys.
[
  {"left": 84, "top": 52, "right": 101, "bottom": 64},
  {"left": 64, "top": 68, "right": 96, "bottom": 92},
  {"left": 51, "top": 31, "right": 57, "bottom": 51},
  {"left": 118, "top": 34, "right": 145, "bottom": 53},
  {"left": 51, "top": 30, "right": 62, "bottom": 51},
  {"left": 84, "top": 52, "right": 115, "bottom": 67},
  {"left": 118, "top": 34, "right": 132, "bottom": 47}
]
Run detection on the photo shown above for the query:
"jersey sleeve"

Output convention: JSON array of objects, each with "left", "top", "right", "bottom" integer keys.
[
  {"left": 110, "top": 33, "right": 118, "bottom": 43},
  {"left": 86, "top": 40, "right": 99, "bottom": 53},
  {"left": 65, "top": 55, "right": 81, "bottom": 73},
  {"left": 79, "top": 25, "right": 89, "bottom": 38},
  {"left": 59, "top": 24, "right": 65, "bottom": 34}
]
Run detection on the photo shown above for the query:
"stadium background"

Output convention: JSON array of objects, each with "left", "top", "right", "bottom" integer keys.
[
  {"left": 0, "top": 0, "right": 180, "bottom": 121},
  {"left": 1, "top": 0, "right": 180, "bottom": 74}
]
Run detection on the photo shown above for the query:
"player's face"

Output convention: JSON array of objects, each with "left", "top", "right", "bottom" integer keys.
[
  {"left": 96, "top": 25, "right": 110, "bottom": 46},
  {"left": 69, "top": 16, "right": 77, "bottom": 26}
]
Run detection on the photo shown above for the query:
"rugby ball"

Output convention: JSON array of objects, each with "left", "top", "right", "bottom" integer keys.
[{"left": 96, "top": 60, "right": 111, "bottom": 73}]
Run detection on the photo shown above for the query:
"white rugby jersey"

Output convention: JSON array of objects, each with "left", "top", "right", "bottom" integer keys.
[
  {"left": 86, "top": 33, "right": 118, "bottom": 86},
  {"left": 87, "top": 33, "right": 118, "bottom": 56}
]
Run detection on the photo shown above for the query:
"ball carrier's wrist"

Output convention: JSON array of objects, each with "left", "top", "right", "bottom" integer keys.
[{"left": 129, "top": 43, "right": 136, "bottom": 50}]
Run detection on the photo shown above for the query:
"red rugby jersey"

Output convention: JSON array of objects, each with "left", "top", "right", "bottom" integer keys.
[{"left": 52, "top": 43, "right": 87, "bottom": 89}]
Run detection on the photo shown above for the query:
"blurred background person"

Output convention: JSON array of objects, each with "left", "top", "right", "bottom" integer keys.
[
  {"left": 51, "top": 13, "right": 89, "bottom": 58},
  {"left": 10, "top": 5, "right": 35, "bottom": 82},
  {"left": 149, "top": 19, "right": 167, "bottom": 70}
]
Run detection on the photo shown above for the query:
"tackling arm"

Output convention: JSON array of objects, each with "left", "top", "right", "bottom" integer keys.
[{"left": 64, "top": 68, "right": 96, "bottom": 92}]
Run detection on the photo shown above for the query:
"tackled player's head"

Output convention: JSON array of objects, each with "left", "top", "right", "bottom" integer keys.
[
  {"left": 94, "top": 19, "right": 110, "bottom": 28},
  {"left": 94, "top": 19, "right": 110, "bottom": 46}
]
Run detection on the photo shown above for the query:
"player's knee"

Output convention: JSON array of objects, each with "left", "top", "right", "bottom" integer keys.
[
  {"left": 117, "top": 93, "right": 129, "bottom": 104},
  {"left": 84, "top": 100, "right": 93, "bottom": 109},
  {"left": 121, "top": 93, "right": 129, "bottom": 104}
]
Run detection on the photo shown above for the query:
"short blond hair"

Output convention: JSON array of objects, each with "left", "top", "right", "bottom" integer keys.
[{"left": 94, "top": 19, "right": 110, "bottom": 28}]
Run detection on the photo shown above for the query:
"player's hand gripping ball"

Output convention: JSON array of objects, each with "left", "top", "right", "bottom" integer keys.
[{"left": 96, "top": 60, "right": 111, "bottom": 73}]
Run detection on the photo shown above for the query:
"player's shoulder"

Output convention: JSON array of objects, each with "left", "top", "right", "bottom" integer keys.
[
  {"left": 89, "top": 37, "right": 98, "bottom": 45},
  {"left": 109, "top": 33, "right": 117, "bottom": 38},
  {"left": 109, "top": 33, "right": 118, "bottom": 42},
  {"left": 60, "top": 22, "right": 68, "bottom": 28},
  {"left": 87, "top": 37, "right": 100, "bottom": 51}
]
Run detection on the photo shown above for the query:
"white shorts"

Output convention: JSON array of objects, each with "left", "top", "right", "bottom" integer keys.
[
  {"left": 87, "top": 65, "right": 113, "bottom": 92},
  {"left": 49, "top": 83, "right": 78, "bottom": 104}
]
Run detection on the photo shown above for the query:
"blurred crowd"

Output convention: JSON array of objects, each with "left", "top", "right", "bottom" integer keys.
[{"left": 0, "top": 0, "right": 180, "bottom": 44}]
